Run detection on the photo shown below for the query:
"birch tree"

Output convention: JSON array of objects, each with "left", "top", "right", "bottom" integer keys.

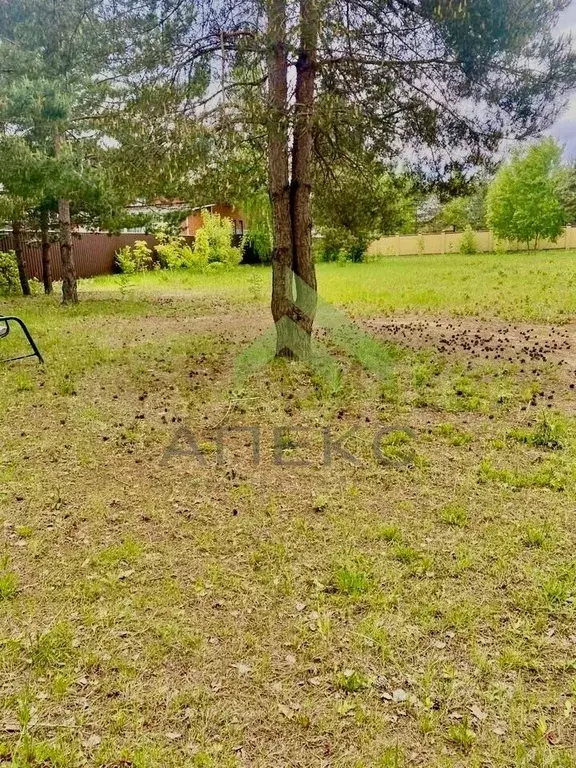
[{"left": 487, "top": 138, "right": 566, "bottom": 249}]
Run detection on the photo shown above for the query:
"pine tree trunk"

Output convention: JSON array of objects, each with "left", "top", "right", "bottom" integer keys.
[
  {"left": 40, "top": 210, "right": 53, "bottom": 295},
  {"left": 290, "top": 0, "right": 318, "bottom": 357},
  {"left": 267, "top": 0, "right": 319, "bottom": 359},
  {"left": 12, "top": 220, "right": 31, "bottom": 297},
  {"left": 267, "top": 0, "right": 296, "bottom": 357},
  {"left": 58, "top": 199, "right": 78, "bottom": 305}
]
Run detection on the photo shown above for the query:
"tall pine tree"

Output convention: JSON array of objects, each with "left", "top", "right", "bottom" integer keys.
[
  {"left": 109, "top": 0, "right": 576, "bottom": 356},
  {"left": 0, "top": 0, "right": 124, "bottom": 304}
]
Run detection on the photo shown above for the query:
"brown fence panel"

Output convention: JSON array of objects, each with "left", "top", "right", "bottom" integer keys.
[{"left": 0, "top": 232, "right": 161, "bottom": 281}]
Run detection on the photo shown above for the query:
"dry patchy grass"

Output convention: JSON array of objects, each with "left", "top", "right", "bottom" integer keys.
[{"left": 1, "top": 255, "right": 576, "bottom": 767}]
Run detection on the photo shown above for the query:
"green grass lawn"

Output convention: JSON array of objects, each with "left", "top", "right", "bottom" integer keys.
[
  {"left": 86, "top": 247, "right": 576, "bottom": 322},
  {"left": 1, "top": 250, "right": 576, "bottom": 767}
]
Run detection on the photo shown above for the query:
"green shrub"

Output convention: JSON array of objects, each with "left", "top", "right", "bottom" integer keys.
[
  {"left": 28, "top": 278, "right": 43, "bottom": 296},
  {"left": 316, "top": 229, "right": 368, "bottom": 262},
  {"left": 115, "top": 240, "right": 153, "bottom": 274},
  {"left": 115, "top": 246, "right": 134, "bottom": 274},
  {"left": 193, "top": 228, "right": 210, "bottom": 266},
  {"left": 0, "top": 250, "right": 21, "bottom": 295},
  {"left": 459, "top": 226, "right": 477, "bottom": 255},
  {"left": 156, "top": 234, "right": 206, "bottom": 270},
  {"left": 194, "top": 209, "right": 242, "bottom": 267}
]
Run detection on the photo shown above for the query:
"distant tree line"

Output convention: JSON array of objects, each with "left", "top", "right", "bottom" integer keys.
[{"left": 319, "top": 136, "right": 576, "bottom": 260}]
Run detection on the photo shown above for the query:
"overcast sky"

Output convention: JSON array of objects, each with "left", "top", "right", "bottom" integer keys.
[{"left": 551, "top": 3, "right": 576, "bottom": 158}]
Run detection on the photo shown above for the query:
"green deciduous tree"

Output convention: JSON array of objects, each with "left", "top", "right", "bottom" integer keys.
[
  {"left": 435, "top": 186, "right": 487, "bottom": 232},
  {"left": 556, "top": 163, "right": 576, "bottom": 224},
  {"left": 487, "top": 138, "right": 566, "bottom": 249},
  {"left": 436, "top": 197, "right": 471, "bottom": 232}
]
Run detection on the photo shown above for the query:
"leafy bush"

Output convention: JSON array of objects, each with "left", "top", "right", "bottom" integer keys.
[
  {"left": 28, "top": 278, "right": 43, "bottom": 296},
  {"left": 459, "top": 226, "right": 477, "bottom": 254},
  {"left": 0, "top": 250, "right": 21, "bottom": 294},
  {"left": 115, "top": 240, "right": 153, "bottom": 274},
  {"left": 317, "top": 230, "right": 368, "bottom": 262},
  {"left": 116, "top": 247, "right": 136, "bottom": 275},
  {"left": 156, "top": 234, "right": 206, "bottom": 270},
  {"left": 194, "top": 209, "right": 242, "bottom": 267},
  {"left": 117, "top": 213, "right": 242, "bottom": 274},
  {"left": 192, "top": 228, "right": 211, "bottom": 267}
]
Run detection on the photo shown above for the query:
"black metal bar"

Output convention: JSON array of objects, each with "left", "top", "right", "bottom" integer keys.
[
  {"left": 0, "top": 316, "right": 44, "bottom": 364},
  {"left": 0, "top": 353, "right": 38, "bottom": 363}
]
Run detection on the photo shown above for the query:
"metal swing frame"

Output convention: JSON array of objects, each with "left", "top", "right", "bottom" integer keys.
[{"left": 0, "top": 316, "right": 44, "bottom": 364}]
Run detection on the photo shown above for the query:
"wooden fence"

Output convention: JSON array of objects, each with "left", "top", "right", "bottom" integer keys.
[
  {"left": 0, "top": 231, "right": 250, "bottom": 280},
  {"left": 0, "top": 232, "right": 165, "bottom": 282},
  {"left": 367, "top": 226, "right": 576, "bottom": 257},
  {"left": 7, "top": 227, "right": 573, "bottom": 280}
]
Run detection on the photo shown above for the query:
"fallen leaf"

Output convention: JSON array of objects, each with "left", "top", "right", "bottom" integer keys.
[
  {"left": 392, "top": 689, "right": 408, "bottom": 703},
  {"left": 470, "top": 705, "right": 487, "bottom": 722},
  {"left": 381, "top": 691, "right": 393, "bottom": 701},
  {"left": 82, "top": 734, "right": 101, "bottom": 749}
]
